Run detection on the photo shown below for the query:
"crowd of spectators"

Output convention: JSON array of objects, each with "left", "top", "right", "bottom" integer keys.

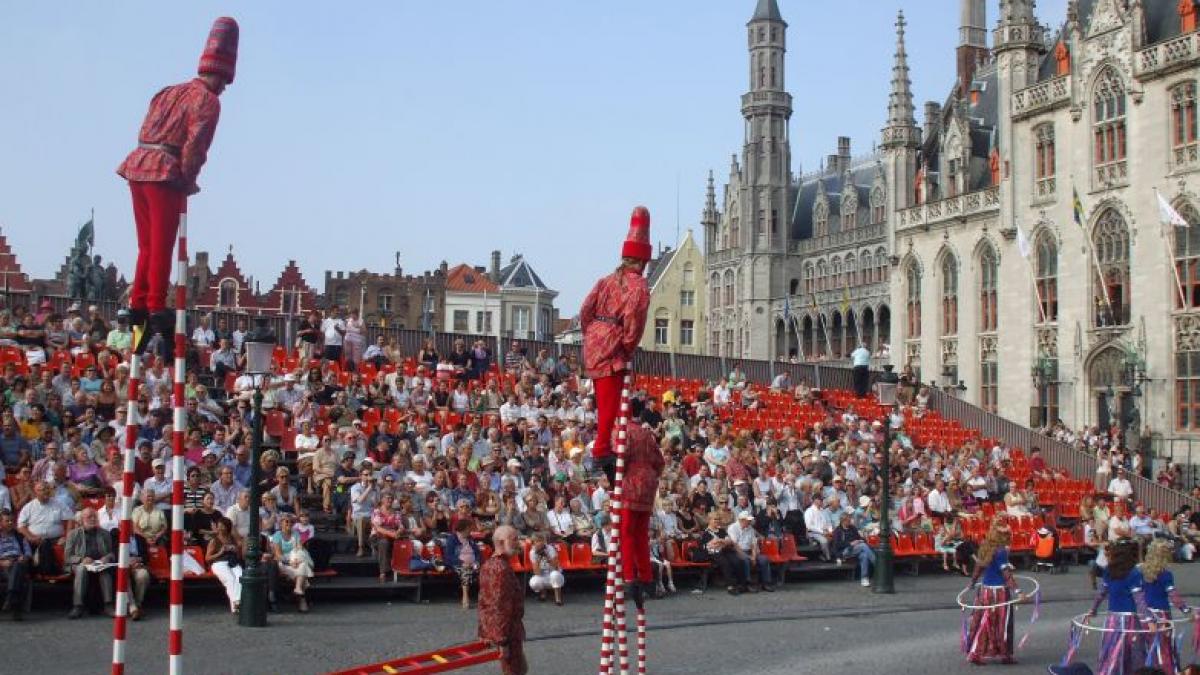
[{"left": 0, "top": 300, "right": 1189, "bottom": 625}]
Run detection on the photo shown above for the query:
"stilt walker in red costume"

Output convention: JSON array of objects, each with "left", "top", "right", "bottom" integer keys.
[
  {"left": 582, "top": 207, "right": 653, "bottom": 675},
  {"left": 117, "top": 17, "right": 238, "bottom": 354}
]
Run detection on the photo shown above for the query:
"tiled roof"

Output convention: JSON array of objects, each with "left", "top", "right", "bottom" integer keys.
[{"left": 445, "top": 263, "right": 499, "bottom": 293}]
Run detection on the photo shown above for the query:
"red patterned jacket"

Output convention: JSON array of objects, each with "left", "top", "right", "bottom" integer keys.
[
  {"left": 619, "top": 422, "right": 664, "bottom": 513},
  {"left": 477, "top": 554, "right": 524, "bottom": 644},
  {"left": 580, "top": 269, "right": 649, "bottom": 379},
  {"left": 117, "top": 78, "right": 221, "bottom": 195}
]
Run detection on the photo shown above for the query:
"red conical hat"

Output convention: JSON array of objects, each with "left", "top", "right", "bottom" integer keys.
[
  {"left": 621, "top": 206, "right": 652, "bottom": 262},
  {"left": 198, "top": 17, "right": 239, "bottom": 84}
]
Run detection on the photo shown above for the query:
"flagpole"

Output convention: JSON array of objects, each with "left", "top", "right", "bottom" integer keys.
[
  {"left": 1074, "top": 181, "right": 1116, "bottom": 323},
  {"left": 1156, "top": 189, "right": 1189, "bottom": 309}
]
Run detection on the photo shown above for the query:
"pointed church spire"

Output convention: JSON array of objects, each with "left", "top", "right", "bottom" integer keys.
[
  {"left": 751, "top": 0, "right": 784, "bottom": 23},
  {"left": 882, "top": 10, "right": 919, "bottom": 149}
]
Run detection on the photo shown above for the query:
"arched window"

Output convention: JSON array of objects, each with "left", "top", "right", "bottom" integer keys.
[
  {"left": 845, "top": 254, "right": 857, "bottom": 287},
  {"left": 1036, "top": 235, "right": 1058, "bottom": 322},
  {"left": 1093, "top": 67, "right": 1128, "bottom": 179},
  {"left": 814, "top": 201, "right": 829, "bottom": 238},
  {"left": 710, "top": 274, "right": 722, "bottom": 309},
  {"left": 219, "top": 279, "right": 237, "bottom": 308},
  {"left": 831, "top": 257, "right": 843, "bottom": 289},
  {"left": 723, "top": 270, "right": 735, "bottom": 306},
  {"left": 940, "top": 254, "right": 958, "bottom": 336},
  {"left": 870, "top": 186, "right": 885, "bottom": 224},
  {"left": 803, "top": 263, "right": 815, "bottom": 295},
  {"left": 841, "top": 192, "right": 858, "bottom": 230},
  {"left": 905, "top": 263, "right": 922, "bottom": 339},
  {"left": 861, "top": 251, "right": 873, "bottom": 284},
  {"left": 1174, "top": 200, "right": 1200, "bottom": 309},
  {"left": 788, "top": 278, "right": 799, "bottom": 295},
  {"left": 876, "top": 247, "right": 889, "bottom": 283},
  {"left": 816, "top": 260, "right": 828, "bottom": 291},
  {"left": 1034, "top": 123, "right": 1056, "bottom": 179},
  {"left": 1171, "top": 82, "right": 1198, "bottom": 164},
  {"left": 979, "top": 245, "right": 998, "bottom": 332},
  {"left": 1092, "top": 208, "right": 1131, "bottom": 326}
]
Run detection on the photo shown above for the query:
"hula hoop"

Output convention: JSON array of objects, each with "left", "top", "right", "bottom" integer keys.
[
  {"left": 1070, "top": 612, "right": 1196, "bottom": 635},
  {"left": 956, "top": 576, "right": 1042, "bottom": 611}
]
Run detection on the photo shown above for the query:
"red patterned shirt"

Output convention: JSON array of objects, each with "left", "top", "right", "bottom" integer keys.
[
  {"left": 477, "top": 555, "right": 524, "bottom": 643},
  {"left": 620, "top": 422, "right": 665, "bottom": 512},
  {"left": 580, "top": 269, "right": 649, "bottom": 379},
  {"left": 117, "top": 78, "right": 221, "bottom": 195}
]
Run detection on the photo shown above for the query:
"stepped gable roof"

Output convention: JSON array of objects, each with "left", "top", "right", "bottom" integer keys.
[{"left": 0, "top": 229, "right": 32, "bottom": 292}]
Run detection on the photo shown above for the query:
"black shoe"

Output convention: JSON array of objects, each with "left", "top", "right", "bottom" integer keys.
[
  {"left": 149, "top": 311, "right": 176, "bottom": 361},
  {"left": 628, "top": 583, "right": 646, "bottom": 610},
  {"left": 595, "top": 455, "right": 617, "bottom": 486},
  {"left": 67, "top": 606, "right": 84, "bottom": 619}
]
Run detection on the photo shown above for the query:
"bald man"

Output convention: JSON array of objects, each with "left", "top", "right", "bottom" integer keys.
[{"left": 478, "top": 525, "right": 527, "bottom": 675}]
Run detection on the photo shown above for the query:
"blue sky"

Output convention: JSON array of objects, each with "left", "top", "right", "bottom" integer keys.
[{"left": 0, "top": 0, "right": 1066, "bottom": 310}]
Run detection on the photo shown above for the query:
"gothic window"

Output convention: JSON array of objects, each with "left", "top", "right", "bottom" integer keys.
[
  {"left": 1036, "top": 235, "right": 1058, "bottom": 322},
  {"left": 1092, "top": 208, "right": 1131, "bottom": 327},
  {"left": 730, "top": 216, "right": 740, "bottom": 248},
  {"left": 905, "top": 263, "right": 921, "bottom": 339},
  {"left": 831, "top": 257, "right": 843, "bottom": 289},
  {"left": 814, "top": 201, "right": 829, "bottom": 238},
  {"left": 711, "top": 274, "right": 722, "bottom": 308},
  {"left": 816, "top": 260, "right": 828, "bottom": 292},
  {"left": 1034, "top": 123, "right": 1056, "bottom": 179},
  {"left": 979, "top": 245, "right": 998, "bottom": 332},
  {"left": 940, "top": 254, "right": 958, "bottom": 336},
  {"left": 876, "top": 247, "right": 889, "bottom": 283},
  {"left": 803, "top": 263, "right": 815, "bottom": 295},
  {"left": 1173, "top": 201, "right": 1200, "bottom": 309},
  {"left": 845, "top": 254, "right": 857, "bottom": 287},
  {"left": 841, "top": 192, "right": 858, "bottom": 230},
  {"left": 870, "top": 186, "right": 885, "bottom": 224},
  {"left": 1092, "top": 67, "right": 1127, "bottom": 172},
  {"left": 861, "top": 251, "right": 873, "bottom": 284},
  {"left": 1171, "top": 81, "right": 1198, "bottom": 158},
  {"left": 724, "top": 329, "right": 734, "bottom": 357},
  {"left": 219, "top": 279, "right": 237, "bottom": 308},
  {"left": 1176, "top": 350, "right": 1200, "bottom": 431},
  {"left": 710, "top": 330, "right": 721, "bottom": 356},
  {"left": 789, "top": 278, "right": 799, "bottom": 295},
  {"left": 723, "top": 270, "right": 735, "bottom": 306},
  {"left": 946, "top": 158, "right": 962, "bottom": 198}
]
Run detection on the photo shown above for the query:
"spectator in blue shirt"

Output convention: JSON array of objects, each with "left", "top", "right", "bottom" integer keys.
[{"left": 0, "top": 420, "right": 30, "bottom": 470}]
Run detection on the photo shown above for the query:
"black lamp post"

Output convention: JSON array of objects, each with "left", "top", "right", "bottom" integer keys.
[
  {"left": 873, "top": 364, "right": 899, "bottom": 594},
  {"left": 239, "top": 318, "right": 276, "bottom": 627}
]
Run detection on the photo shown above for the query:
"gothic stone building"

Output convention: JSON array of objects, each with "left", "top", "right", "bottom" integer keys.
[
  {"left": 703, "top": 0, "right": 893, "bottom": 363},
  {"left": 888, "top": 0, "right": 1200, "bottom": 436}
]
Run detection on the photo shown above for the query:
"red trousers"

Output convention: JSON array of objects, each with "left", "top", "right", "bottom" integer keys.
[
  {"left": 129, "top": 181, "right": 186, "bottom": 312},
  {"left": 618, "top": 509, "right": 652, "bottom": 584},
  {"left": 592, "top": 373, "right": 624, "bottom": 460}
]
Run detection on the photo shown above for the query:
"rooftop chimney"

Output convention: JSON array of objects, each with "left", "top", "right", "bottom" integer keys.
[
  {"left": 837, "top": 136, "right": 851, "bottom": 171},
  {"left": 490, "top": 250, "right": 501, "bottom": 280},
  {"left": 923, "top": 101, "right": 942, "bottom": 142}
]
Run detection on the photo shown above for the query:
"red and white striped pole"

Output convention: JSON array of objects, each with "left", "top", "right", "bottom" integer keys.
[
  {"left": 598, "top": 365, "right": 634, "bottom": 675},
  {"left": 168, "top": 212, "right": 188, "bottom": 675},
  {"left": 110, "top": 353, "right": 143, "bottom": 675}
]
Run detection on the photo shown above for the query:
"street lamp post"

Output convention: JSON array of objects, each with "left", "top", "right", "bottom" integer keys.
[
  {"left": 873, "top": 364, "right": 899, "bottom": 595},
  {"left": 239, "top": 318, "right": 276, "bottom": 627}
]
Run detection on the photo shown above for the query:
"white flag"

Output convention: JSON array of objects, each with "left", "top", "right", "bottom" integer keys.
[
  {"left": 1157, "top": 189, "right": 1190, "bottom": 228},
  {"left": 1016, "top": 222, "right": 1032, "bottom": 259}
]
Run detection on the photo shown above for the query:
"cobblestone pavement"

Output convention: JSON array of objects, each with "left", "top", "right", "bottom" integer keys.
[{"left": 5, "top": 564, "right": 1199, "bottom": 674}]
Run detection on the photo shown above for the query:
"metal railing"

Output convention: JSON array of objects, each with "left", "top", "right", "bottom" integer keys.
[{"left": 927, "top": 388, "right": 1196, "bottom": 514}]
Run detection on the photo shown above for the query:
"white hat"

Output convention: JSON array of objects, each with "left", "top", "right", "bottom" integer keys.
[
  {"left": 151, "top": 458, "right": 165, "bottom": 468},
  {"left": 819, "top": 450, "right": 831, "bottom": 458},
  {"left": 737, "top": 511, "right": 753, "bottom": 521},
  {"left": 858, "top": 495, "right": 871, "bottom": 508},
  {"left": 507, "top": 458, "right": 522, "bottom": 468},
  {"left": 283, "top": 373, "right": 296, "bottom": 382},
  {"left": 201, "top": 449, "right": 218, "bottom": 459}
]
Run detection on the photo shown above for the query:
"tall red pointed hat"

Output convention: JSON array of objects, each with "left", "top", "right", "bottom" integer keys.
[
  {"left": 621, "top": 206, "right": 652, "bottom": 262},
  {"left": 198, "top": 17, "right": 239, "bottom": 84}
]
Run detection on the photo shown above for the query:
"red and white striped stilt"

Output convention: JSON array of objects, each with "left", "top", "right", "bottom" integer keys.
[
  {"left": 168, "top": 213, "right": 188, "bottom": 675},
  {"left": 599, "top": 365, "right": 635, "bottom": 675},
  {"left": 110, "top": 353, "right": 143, "bottom": 675},
  {"left": 636, "top": 609, "right": 647, "bottom": 675}
]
